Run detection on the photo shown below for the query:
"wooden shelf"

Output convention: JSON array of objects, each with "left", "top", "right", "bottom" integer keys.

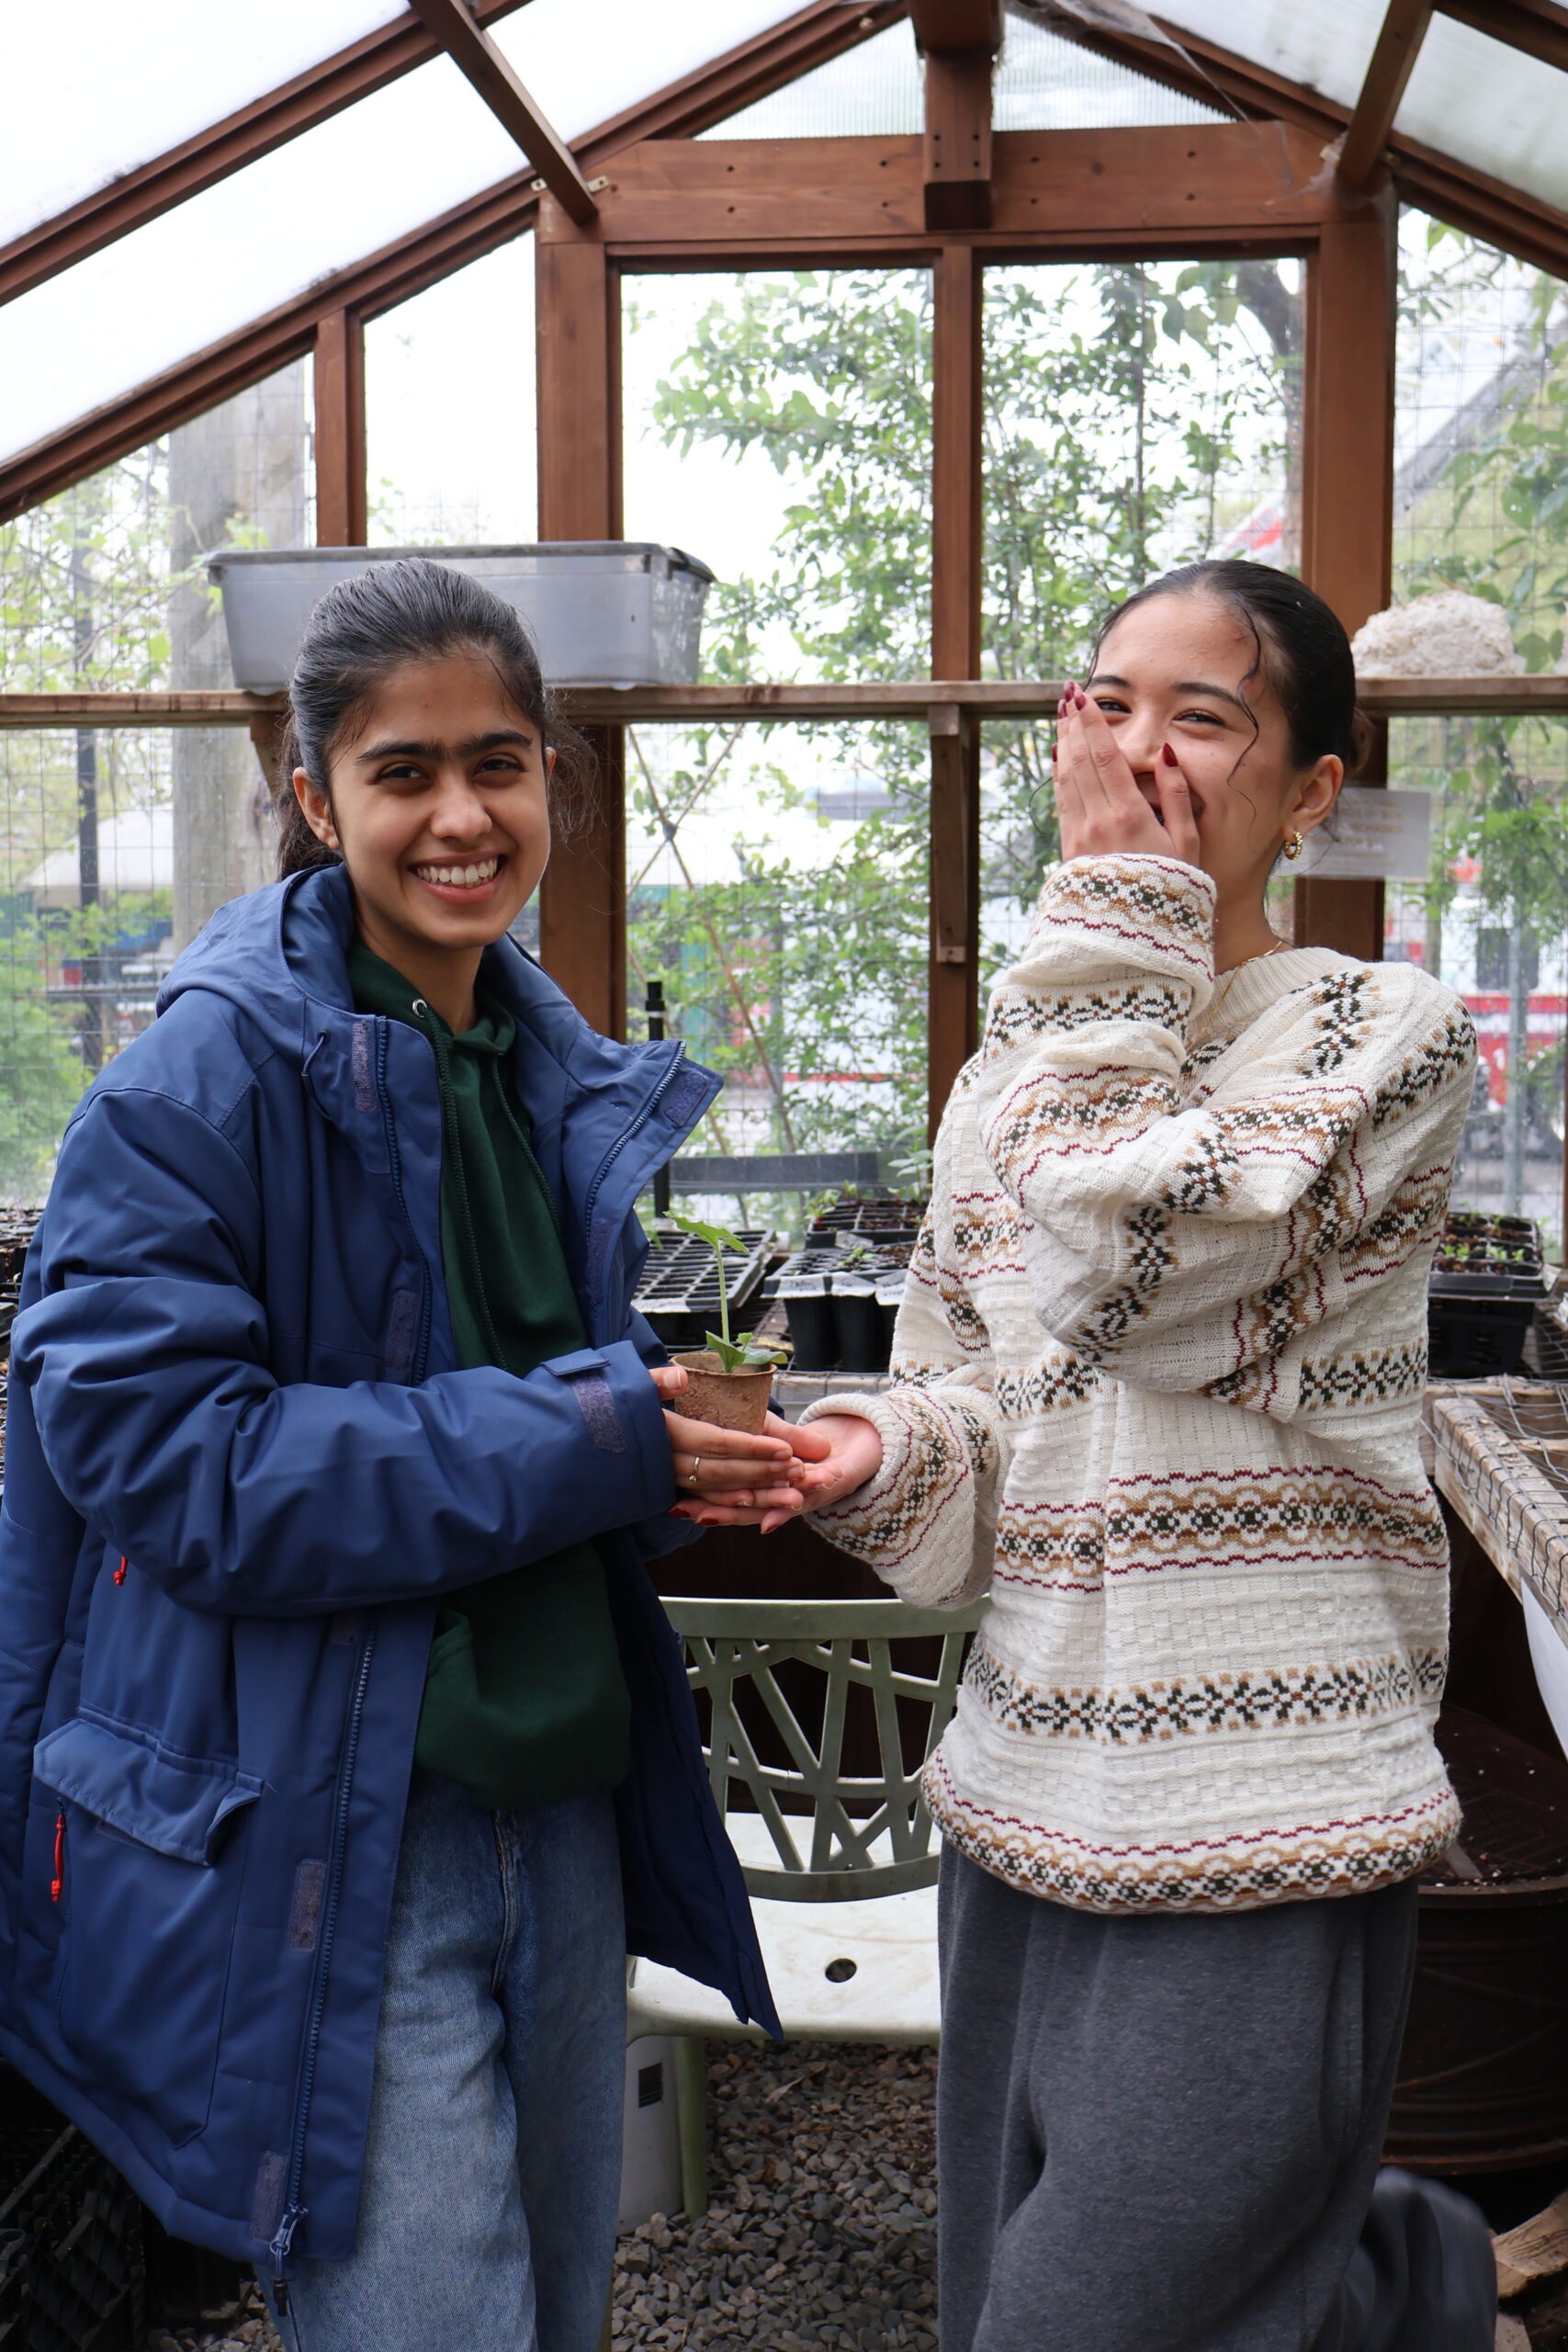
[{"left": 6, "top": 674, "right": 1568, "bottom": 730}]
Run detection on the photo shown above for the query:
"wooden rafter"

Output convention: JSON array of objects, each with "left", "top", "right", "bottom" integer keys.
[
  {"left": 0, "top": 1, "right": 530, "bottom": 311},
  {"left": 0, "top": 0, "right": 906, "bottom": 526},
  {"left": 404, "top": 0, "right": 597, "bottom": 223},
  {"left": 1338, "top": 0, "right": 1434, "bottom": 193}
]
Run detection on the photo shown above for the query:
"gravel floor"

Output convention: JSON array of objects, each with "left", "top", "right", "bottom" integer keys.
[
  {"left": 612, "top": 2041, "right": 938, "bottom": 2351},
  {"left": 150, "top": 2278, "right": 282, "bottom": 2352},
  {"left": 172, "top": 2041, "right": 935, "bottom": 2351}
]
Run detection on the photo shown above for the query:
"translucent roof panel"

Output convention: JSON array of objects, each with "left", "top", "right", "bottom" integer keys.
[
  {"left": 0, "top": 0, "right": 406, "bottom": 245},
  {"left": 699, "top": 23, "right": 923, "bottom": 140},
  {"left": 1151, "top": 0, "right": 1384, "bottom": 115},
  {"left": 1154, "top": 0, "right": 1568, "bottom": 217},
  {"left": 994, "top": 17, "right": 1226, "bottom": 131},
  {"left": 1, "top": 59, "right": 522, "bottom": 470},
  {"left": 490, "top": 0, "right": 807, "bottom": 143},
  {"left": 1394, "top": 18, "right": 1568, "bottom": 219}
]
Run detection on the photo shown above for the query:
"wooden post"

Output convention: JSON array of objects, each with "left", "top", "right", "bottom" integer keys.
[
  {"left": 1295, "top": 201, "right": 1397, "bottom": 961},
  {"left": 312, "top": 309, "right": 367, "bottom": 545},
  {"left": 536, "top": 203, "right": 626, "bottom": 1036},
  {"left": 929, "top": 243, "right": 984, "bottom": 1141},
  {"left": 923, "top": 49, "right": 994, "bottom": 231}
]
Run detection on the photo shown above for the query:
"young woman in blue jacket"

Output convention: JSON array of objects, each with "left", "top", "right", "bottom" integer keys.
[{"left": 0, "top": 560, "right": 818, "bottom": 2351}]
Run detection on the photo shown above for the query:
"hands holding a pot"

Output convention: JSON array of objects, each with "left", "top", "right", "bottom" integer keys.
[{"left": 650, "top": 1368, "right": 884, "bottom": 1535}]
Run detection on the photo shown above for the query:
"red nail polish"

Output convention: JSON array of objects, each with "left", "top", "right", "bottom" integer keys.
[
  {"left": 1161, "top": 742, "right": 1179, "bottom": 766},
  {"left": 1074, "top": 690, "right": 1087, "bottom": 709}
]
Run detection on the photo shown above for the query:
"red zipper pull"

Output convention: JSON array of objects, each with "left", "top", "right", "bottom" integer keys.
[
  {"left": 50, "top": 1810, "right": 64, "bottom": 1903},
  {"left": 113, "top": 1556, "right": 127, "bottom": 1585}
]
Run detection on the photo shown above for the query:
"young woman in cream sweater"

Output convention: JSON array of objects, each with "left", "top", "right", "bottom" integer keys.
[{"left": 682, "top": 561, "right": 1497, "bottom": 2351}]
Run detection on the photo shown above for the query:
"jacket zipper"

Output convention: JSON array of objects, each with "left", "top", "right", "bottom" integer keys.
[
  {"left": 269, "top": 1624, "right": 377, "bottom": 2294},
  {"left": 375, "top": 1018, "right": 434, "bottom": 1383},
  {"left": 50, "top": 1810, "right": 64, "bottom": 1903},
  {"left": 581, "top": 1048, "right": 687, "bottom": 1333},
  {"left": 272, "top": 1020, "right": 425, "bottom": 2291}
]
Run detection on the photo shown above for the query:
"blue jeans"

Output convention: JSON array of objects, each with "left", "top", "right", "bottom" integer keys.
[{"left": 266, "top": 1769, "right": 626, "bottom": 2352}]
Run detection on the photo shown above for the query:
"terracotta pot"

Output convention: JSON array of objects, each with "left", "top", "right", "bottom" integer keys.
[{"left": 671, "top": 1350, "right": 775, "bottom": 1435}]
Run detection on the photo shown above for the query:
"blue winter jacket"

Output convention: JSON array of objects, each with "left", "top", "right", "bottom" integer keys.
[{"left": 0, "top": 864, "right": 776, "bottom": 2272}]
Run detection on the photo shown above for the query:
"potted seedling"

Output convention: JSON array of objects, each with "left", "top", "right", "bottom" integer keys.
[{"left": 666, "top": 1214, "right": 785, "bottom": 1434}]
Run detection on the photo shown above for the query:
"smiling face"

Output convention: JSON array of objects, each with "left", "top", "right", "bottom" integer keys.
[
  {"left": 292, "top": 650, "right": 551, "bottom": 1020},
  {"left": 1086, "top": 591, "right": 1342, "bottom": 906}
]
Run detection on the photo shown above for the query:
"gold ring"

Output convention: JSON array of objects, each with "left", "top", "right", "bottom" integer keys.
[{"left": 687, "top": 1454, "right": 702, "bottom": 1489}]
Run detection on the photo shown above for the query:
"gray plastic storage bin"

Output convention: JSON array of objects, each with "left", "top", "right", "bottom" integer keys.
[{"left": 207, "top": 543, "right": 715, "bottom": 691}]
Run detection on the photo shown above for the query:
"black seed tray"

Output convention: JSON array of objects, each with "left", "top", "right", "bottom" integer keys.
[{"left": 634, "top": 1232, "right": 770, "bottom": 1351}]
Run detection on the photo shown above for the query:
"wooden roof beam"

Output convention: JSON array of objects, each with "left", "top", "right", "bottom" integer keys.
[
  {"left": 404, "top": 0, "right": 597, "bottom": 223},
  {"left": 908, "top": 0, "right": 1002, "bottom": 45},
  {"left": 1338, "top": 0, "right": 1434, "bottom": 193},
  {"left": 0, "top": 0, "right": 529, "bottom": 311}
]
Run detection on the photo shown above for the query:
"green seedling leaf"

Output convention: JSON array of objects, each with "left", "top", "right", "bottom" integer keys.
[{"left": 703, "top": 1329, "right": 785, "bottom": 1375}]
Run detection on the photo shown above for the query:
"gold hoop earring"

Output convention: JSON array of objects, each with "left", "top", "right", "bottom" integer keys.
[{"left": 1282, "top": 830, "right": 1305, "bottom": 862}]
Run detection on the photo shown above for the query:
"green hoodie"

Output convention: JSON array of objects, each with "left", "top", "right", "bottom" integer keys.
[{"left": 349, "top": 940, "right": 631, "bottom": 1811}]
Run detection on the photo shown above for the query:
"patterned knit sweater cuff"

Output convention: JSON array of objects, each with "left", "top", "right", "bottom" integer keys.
[{"left": 797, "top": 1389, "right": 989, "bottom": 1610}]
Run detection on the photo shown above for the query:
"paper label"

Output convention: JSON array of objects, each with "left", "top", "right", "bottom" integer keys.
[{"left": 1296, "top": 786, "right": 1431, "bottom": 881}]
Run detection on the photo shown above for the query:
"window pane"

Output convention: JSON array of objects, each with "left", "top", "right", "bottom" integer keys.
[
  {"left": 979, "top": 257, "right": 1301, "bottom": 980},
  {"left": 626, "top": 720, "right": 931, "bottom": 1212},
  {"left": 622, "top": 270, "right": 933, "bottom": 1193},
  {"left": 0, "top": 366, "right": 312, "bottom": 1182},
  {"left": 1392, "top": 209, "right": 1568, "bottom": 1247},
  {"left": 367, "top": 239, "right": 536, "bottom": 546},
  {"left": 0, "top": 726, "right": 175, "bottom": 1195},
  {"left": 1394, "top": 212, "right": 1567, "bottom": 667},
  {"left": 1385, "top": 717, "right": 1567, "bottom": 1246},
  {"left": 1, "top": 366, "right": 311, "bottom": 696},
  {"left": 0, "top": 0, "right": 405, "bottom": 244}
]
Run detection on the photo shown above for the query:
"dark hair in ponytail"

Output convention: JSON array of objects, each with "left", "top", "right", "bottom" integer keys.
[
  {"left": 1089, "top": 559, "right": 1370, "bottom": 778},
  {"left": 271, "top": 556, "right": 587, "bottom": 878}
]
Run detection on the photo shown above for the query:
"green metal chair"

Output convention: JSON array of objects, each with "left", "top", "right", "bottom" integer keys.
[{"left": 625, "top": 1594, "right": 984, "bottom": 2217}]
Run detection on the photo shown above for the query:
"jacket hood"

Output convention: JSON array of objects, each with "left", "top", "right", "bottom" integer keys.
[
  {"left": 159, "top": 864, "right": 648, "bottom": 1101},
  {"left": 156, "top": 868, "right": 718, "bottom": 1309}
]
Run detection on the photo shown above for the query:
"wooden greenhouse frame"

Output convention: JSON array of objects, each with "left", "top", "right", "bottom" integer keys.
[{"left": 6, "top": 0, "right": 1568, "bottom": 1149}]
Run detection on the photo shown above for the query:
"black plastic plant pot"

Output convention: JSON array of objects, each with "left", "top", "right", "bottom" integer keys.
[
  {"left": 832, "top": 1275, "right": 886, "bottom": 1374},
  {"left": 1428, "top": 1295, "right": 1538, "bottom": 1380},
  {"left": 784, "top": 1288, "right": 838, "bottom": 1372}
]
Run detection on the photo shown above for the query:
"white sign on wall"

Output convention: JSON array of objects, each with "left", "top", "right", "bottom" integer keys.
[{"left": 1295, "top": 786, "right": 1431, "bottom": 881}]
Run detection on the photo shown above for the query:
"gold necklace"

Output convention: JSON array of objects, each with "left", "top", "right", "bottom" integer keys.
[{"left": 1217, "top": 936, "right": 1291, "bottom": 980}]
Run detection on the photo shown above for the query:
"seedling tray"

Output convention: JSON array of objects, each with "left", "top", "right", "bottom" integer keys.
[
  {"left": 633, "top": 1230, "right": 770, "bottom": 1352},
  {"left": 1430, "top": 1212, "right": 1548, "bottom": 1303}
]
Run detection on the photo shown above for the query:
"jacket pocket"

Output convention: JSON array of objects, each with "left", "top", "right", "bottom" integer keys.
[{"left": 34, "top": 1716, "right": 261, "bottom": 2148}]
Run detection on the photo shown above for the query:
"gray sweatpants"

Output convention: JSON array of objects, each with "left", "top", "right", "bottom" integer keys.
[{"left": 937, "top": 1848, "right": 1496, "bottom": 2352}]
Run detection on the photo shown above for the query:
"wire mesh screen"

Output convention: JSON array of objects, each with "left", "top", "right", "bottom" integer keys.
[
  {"left": 978, "top": 256, "right": 1300, "bottom": 987},
  {"left": 1392, "top": 211, "right": 1568, "bottom": 1249},
  {"left": 0, "top": 368, "right": 310, "bottom": 1193},
  {"left": 621, "top": 267, "right": 934, "bottom": 1213}
]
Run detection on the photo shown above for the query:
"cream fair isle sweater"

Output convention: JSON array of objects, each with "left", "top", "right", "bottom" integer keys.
[{"left": 803, "top": 853, "right": 1477, "bottom": 1915}]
